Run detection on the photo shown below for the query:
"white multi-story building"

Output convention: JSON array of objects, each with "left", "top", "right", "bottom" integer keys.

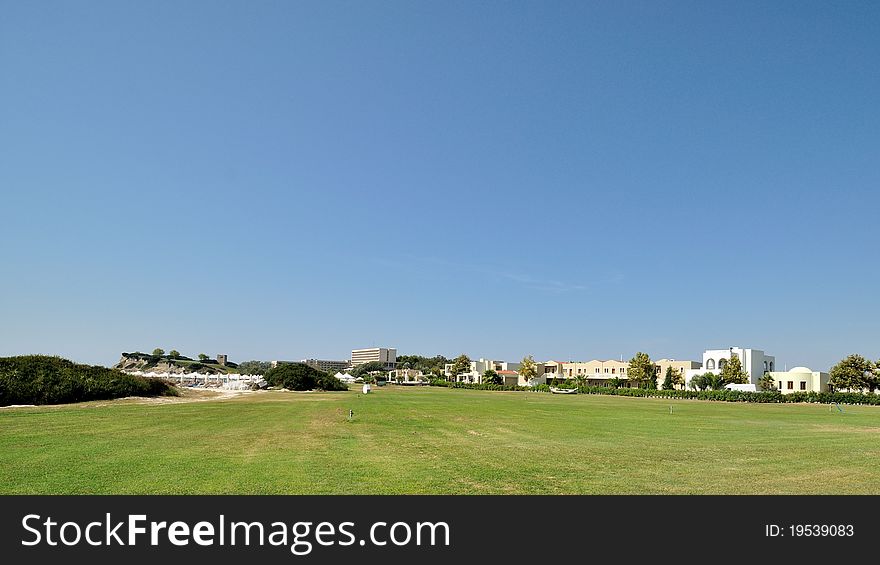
[
  {"left": 685, "top": 347, "right": 775, "bottom": 387},
  {"left": 300, "top": 358, "right": 351, "bottom": 373},
  {"left": 351, "top": 347, "right": 397, "bottom": 370},
  {"left": 445, "top": 358, "right": 521, "bottom": 384}
]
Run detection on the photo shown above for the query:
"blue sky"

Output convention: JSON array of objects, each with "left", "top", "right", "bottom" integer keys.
[{"left": 2, "top": 1, "right": 878, "bottom": 370}]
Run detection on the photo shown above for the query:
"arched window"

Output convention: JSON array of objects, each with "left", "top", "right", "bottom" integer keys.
[
  {"left": 764, "top": 361, "right": 768, "bottom": 371},
  {"left": 706, "top": 359, "right": 715, "bottom": 370},
  {"left": 719, "top": 359, "right": 728, "bottom": 370},
  {"left": 769, "top": 361, "right": 774, "bottom": 371}
]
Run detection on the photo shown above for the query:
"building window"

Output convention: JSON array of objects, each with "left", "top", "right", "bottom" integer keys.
[
  {"left": 778, "top": 381, "right": 783, "bottom": 390},
  {"left": 719, "top": 359, "right": 728, "bottom": 370},
  {"left": 611, "top": 368, "right": 616, "bottom": 374},
  {"left": 604, "top": 368, "right": 609, "bottom": 373},
  {"left": 706, "top": 359, "right": 715, "bottom": 370},
  {"left": 769, "top": 362, "right": 774, "bottom": 371},
  {"left": 800, "top": 381, "right": 807, "bottom": 390},
  {"left": 787, "top": 381, "right": 794, "bottom": 390},
  {"left": 764, "top": 361, "right": 768, "bottom": 371}
]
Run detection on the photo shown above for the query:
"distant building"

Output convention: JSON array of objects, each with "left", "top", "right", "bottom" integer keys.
[
  {"left": 217, "top": 354, "right": 228, "bottom": 366},
  {"left": 351, "top": 347, "right": 397, "bottom": 370},
  {"left": 300, "top": 358, "right": 350, "bottom": 373},
  {"left": 768, "top": 367, "right": 829, "bottom": 393},
  {"left": 685, "top": 347, "right": 775, "bottom": 387},
  {"left": 444, "top": 358, "right": 522, "bottom": 384},
  {"left": 539, "top": 358, "right": 698, "bottom": 388},
  {"left": 498, "top": 370, "right": 520, "bottom": 387},
  {"left": 552, "top": 359, "right": 630, "bottom": 386},
  {"left": 655, "top": 359, "right": 702, "bottom": 389},
  {"left": 388, "top": 368, "right": 425, "bottom": 384}
]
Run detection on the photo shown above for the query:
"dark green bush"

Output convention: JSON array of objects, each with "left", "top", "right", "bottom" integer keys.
[
  {"left": 315, "top": 372, "right": 348, "bottom": 391},
  {"left": 573, "top": 385, "right": 880, "bottom": 405},
  {"left": 264, "top": 363, "right": 347, "bottom": 391},
  {"left": 427, "top": 378, "right": 880, "bottom": 406},
  {"left": 428, "top": 380, "right": 543, "bottom": 392},
  {"left": 0, "top": 355, "right": 178, "bottom": 406}
]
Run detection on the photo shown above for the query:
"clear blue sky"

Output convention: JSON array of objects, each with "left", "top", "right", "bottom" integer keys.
[{"left": 2, "top": 1, "right": 878, "bottom": 371}]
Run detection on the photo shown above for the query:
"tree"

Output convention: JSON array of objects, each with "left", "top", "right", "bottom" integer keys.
[
  {"left": 351, "top": 361, "right": 387, "bottom": 378},
  {"left": 198, "top": 353, "right": 209, "bottom": 361},
  {"left": 706, "top": 372, "right": 726, "bottom": 390},
  {"left": 152, "top": 348, "right": 165, "bottom": 356},
  {"left": 829, "top": 354, "right": 876, "bottom": 392},
  {"left": 627, "top": 352, "right": 657, "bottom": 388},
  {"left": 689, "top": 372, "right": 724, "bottom": 390},
  {"left": 719, "top": 355, "right": 749, "bottom": 385},
  {"left": 689, "top": 373, "right": 707, "bottom": 391},
  {"left": 662, "top": 366, "right": 683, "bottom": 390},
  {"left": 264, "top": 363, "right": 345, "bottom": 391},
  {"left": 519, "top": 355, "right": 538, "bottom": 385},
  {"left": 238, "top": 360, "right": 272, "bottom": 375},
  {"left": 482, "top": 369, "right": 500, "bottom": 385},
  {"left": 395, "top": 354, "right": 450, "bottom": 376},
  {"left": 448, "top": 354, "right": 472, "bottom": 381},
  {"left": 169, "top": 350, "right": 181, "bottom": 359},
  {"left": 758, "top": 372, "right": 777, "bottom": 391},
  {"left": 607, "top": 376, "right": 624, "bottom": 389}
]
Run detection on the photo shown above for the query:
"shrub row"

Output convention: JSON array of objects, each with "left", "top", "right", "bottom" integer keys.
[
  {"left": 264, "top": 363, "right": 347, "bottom": 391},
  {"left": 428, "top": 379, "right": 880, "bottom": 405},
  {"left": 428, "top": 379, "right": 550, "bottom": 392},
  {"left": 575, "top": 386, "right": 880, "bottom": 405},
  {"left": 0, "top": 355, "right": 178, "bottom": 406}
]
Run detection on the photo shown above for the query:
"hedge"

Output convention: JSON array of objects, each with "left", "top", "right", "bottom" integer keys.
[
  {"left": 0, "top": 355, "right": 178, "bottom": 406},
  {"left": 428, "top": 379, "right": 880, "bottom": 405},
  {"left": 428, "top": 379, "right": 550, "bottom": 392}
]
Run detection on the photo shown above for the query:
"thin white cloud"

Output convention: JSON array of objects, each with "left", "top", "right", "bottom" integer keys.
[
  {"left": 388, "top": 255, "right": 591, "bottom": 294},
  {"left": 497, "top": 272, "right": 587, "bottom": 293}
]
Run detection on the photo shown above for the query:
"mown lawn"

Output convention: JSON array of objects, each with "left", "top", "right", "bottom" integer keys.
[{"left": 1, "top": 386, "right": 878, "bottom": 494}]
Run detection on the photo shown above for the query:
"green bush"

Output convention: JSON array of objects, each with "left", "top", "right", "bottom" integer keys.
[
  {"left": 0, "top": 355, "right": 178, "bottom": 406},
  {"left": 428, "top": 380, "right": 544, "bottom": 392},
  {"left": 264, "top": 363, "right": 347, "bottom": 391},
  {"left": 315, "top": 372, "right": 348, "bottom": 392},
  {"left": 426, "top": 377, "right": 880, "bottom": 406},
  {"left": 573, "top": 385, "right": 880, "bottom": 405}
]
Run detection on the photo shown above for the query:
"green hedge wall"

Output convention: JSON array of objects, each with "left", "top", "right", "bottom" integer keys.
[
  {"left": 0, "top": 355, "right": 178, "bottom": 406},
  {"left": 428, "top": 379, "right": 880, "bottom": 405}
]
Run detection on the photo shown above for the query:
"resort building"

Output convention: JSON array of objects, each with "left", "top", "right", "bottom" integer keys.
[
  {"left": 767, "top": 367, "right": 830, "bottom": 394},
  {"left": 499, "top": 370, "right": 520, "bottom": 387},
  {"left": 444, "top": 358, "right": 522, "bottom": 384},
  {"left": 552, "top": 359, "right": 630, "bottom": 386},
  {"left": 388, "top": 368, "right": 426, "bottom": 384},
  {"left": 685, "top": 347, "right": 775, "bottom": 387},
  {"left": 655, "top": 359, "right": 702, "bottom": 389},
  {"left": 351, "top": 347, "right": 397, "bottom": 370},
  {"left": 300, "top": 358, "right": 351, "bottom": 373},
  {"left": 542, "top": 358, "right": 700, "bottom": 388}
]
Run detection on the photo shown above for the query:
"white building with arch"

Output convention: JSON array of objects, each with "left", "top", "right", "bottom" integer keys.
[{"left": 685, "top": 347, "right": 776, "bottom": 387}]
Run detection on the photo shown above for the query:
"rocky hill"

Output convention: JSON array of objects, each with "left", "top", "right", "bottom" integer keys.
[{"left": 114, "top": 352, "right": 238, "bottom": 375}]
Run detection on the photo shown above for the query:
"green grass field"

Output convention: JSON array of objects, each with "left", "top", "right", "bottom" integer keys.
[{"left": 1, "top": 386, "right": 878, "bottom": 494}]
